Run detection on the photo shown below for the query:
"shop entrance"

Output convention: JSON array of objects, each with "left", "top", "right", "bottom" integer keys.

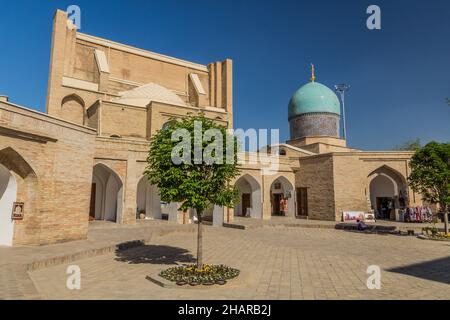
[
  {"left": 272, "top": 193, "right": 282, "bottom": 216},
  {"left": 270, "top": 177, "right": 294, "bottom": 217},
  {"left": 368, "top": 166, "right": 408, "bottom": 221},
  {"left": 376, "top": 197, "right": 395, "bottom": 220}
]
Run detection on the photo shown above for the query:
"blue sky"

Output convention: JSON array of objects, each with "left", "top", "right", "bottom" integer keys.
[{"left": 1, "top": 0, "right": 449, "bottom": 150}]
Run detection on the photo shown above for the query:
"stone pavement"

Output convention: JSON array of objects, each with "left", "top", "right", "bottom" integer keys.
[
  {"left": 28, "top": 225, "right": 450, "bottom": 300},
  {"left": 0, "top": 220, "right": 196, "bottom": 299}
]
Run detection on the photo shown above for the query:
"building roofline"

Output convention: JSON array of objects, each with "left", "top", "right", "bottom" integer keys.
[
  {"left": 298, "top": 150, "right": 415, "bottom": 161},
  {"left": 271, "top": 143, "right": 317, "bottom": 155},
  {"left": 0, "top": 100, "right": 97, "bottom": 134},
  {"left": 76, "top": 33, "right": 209, "bottom": 72}
]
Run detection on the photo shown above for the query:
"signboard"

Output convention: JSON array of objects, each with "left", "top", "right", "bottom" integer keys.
[
  {"left": 342, "top": 211, "right": 365, "bottom": 222},
  {"left": 11, "top": 202, "right": 24, "bottom": 220},
  {"left": 364, "top": 212, "right": 376, "bottom": 223}
]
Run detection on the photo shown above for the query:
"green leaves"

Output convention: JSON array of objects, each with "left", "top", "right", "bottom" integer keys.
[
  {"left": 145, "top": 114, "right": 241, "bottom": 216},
  {"left": 408, "top": 141, "right": 450, "bottom": 207}
]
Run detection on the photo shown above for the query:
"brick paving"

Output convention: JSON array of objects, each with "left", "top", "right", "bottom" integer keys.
[
  {"left": 27, "top": 225, "right": 450, "bottom": 300},
  {"left": 0, "top": 220, "right": 195, "bottom": 299}
]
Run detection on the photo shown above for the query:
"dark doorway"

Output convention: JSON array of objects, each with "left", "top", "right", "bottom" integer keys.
[
  {"left": 297, "top": 187, "right": 308, "bottom": 218},
  {"left": 241, "top": 193, "right": 251, "bottom": 217},
  {"left": 376, "top": 197, "right": 395, "bottom": 220},
  {"left": 272, "top": 193, "right": 282, "bottom": 216},
  {"left": 89, "top": 183, "right": 96, "bottom": 220}
]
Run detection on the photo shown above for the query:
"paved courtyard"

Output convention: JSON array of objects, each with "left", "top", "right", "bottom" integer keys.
[{"left": 28, "top": 225, "right": 450, "bottom": 300}]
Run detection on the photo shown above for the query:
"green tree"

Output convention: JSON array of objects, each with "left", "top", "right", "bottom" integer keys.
[
  {"left": 145, "top": 114, "right": 240, "bottom": 268},
  {"left": 393, "top": 138, "right": 422, "bottom": 151},
  {"left": 408, "top": 142, "right": 450, "bottom": 234}
]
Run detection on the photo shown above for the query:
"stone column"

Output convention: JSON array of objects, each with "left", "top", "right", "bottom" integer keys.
[
  {"left": 123, "top": 158, "right": 137, "bottom": 225},
  {"left": 168, "top": 202, "right": 179, "bottom": 222},
  {"left": 262, "top": 185, "right": 272, "bottom": 220},
  {"left": 212, "top": 205, "right": 224, "bottom": 227}
]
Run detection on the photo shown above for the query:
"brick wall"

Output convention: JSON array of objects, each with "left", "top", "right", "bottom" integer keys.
[{"left": 0, "top": 101, "right": 96, "bottom": 245}]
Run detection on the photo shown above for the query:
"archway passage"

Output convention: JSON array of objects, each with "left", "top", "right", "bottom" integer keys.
[
  {"left": 0, "top": 148, "right": 37, "bottom": 247},
  {"left": 136, "top": 177, "right": 166, "bottom": 220},
  {"left": 89, "top": 164, "right": 123, "bottom": 223},
  {"left": 270, "top": 176, "right": 295, "bottom": 217},
  {"left": 234, "top": 174, "right": 262, "bottom": 218},
  {"left": 368, "top": 166, "right": 407, "bottom": 220},
  {"left": 0, "top": 164, "right": 16, "bottom": 246}
]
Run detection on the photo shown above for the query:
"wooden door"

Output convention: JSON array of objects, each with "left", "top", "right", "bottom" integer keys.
[
  {"left": 89, "top": 183, "right": 96, "bottom": 220},
  {"left": 273, "top": 194, "right": 281, "bottom": 215},
  {"left": 297, "top": 188, "right": 308, "bottom": 217}
]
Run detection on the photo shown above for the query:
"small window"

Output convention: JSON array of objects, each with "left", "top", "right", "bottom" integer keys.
[
  {"left": 279, "top": 148, "right": 287, "bottom": 156},
  {"left": 110, "top": 134, "right": 122, "bottom": 138}
]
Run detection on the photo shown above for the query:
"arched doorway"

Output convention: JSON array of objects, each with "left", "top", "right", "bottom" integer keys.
[
  {"left": 136, "top": 176, "right": 165, "bottom": 220},
  {"left": 270, "top": 176, "right": 295, "bottom": 217},
  {"left": 0, "top": 148, "right": 37, "bottom": 246},
  {"left": 0, "top": 164, "right": 16, "bottom": 246},
  {"left": 234, "top": 174, "right": 262, "bottom": 218},
  {"left": 368, "top": 166, "right": 407, "bottom": 220},
  {"left": 89, "top": 164, "right": 123, "bottom": 223}
]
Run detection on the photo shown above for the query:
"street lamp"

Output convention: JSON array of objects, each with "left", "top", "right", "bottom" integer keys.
[{"left": 334, "top": 84, "right": 350, "bottom": 141}]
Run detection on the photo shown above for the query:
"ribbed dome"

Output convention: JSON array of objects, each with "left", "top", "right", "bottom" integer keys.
[
  {"left": 288, "top": 82, "right": 341, "bottom": 119},
  {"left": 112, "top": 83, "right": 185, "bottom": 107}
]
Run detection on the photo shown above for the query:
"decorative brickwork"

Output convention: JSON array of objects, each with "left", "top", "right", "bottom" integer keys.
[{"left": 289, "top": 112, "right": 340, "bottom": 139}]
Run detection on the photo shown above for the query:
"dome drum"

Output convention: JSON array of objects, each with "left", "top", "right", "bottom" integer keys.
[{"left": 289, "top": 112, "right": 340, "bottom": 139}]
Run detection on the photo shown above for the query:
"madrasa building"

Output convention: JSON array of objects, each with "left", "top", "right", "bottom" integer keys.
[{"left": 0, "top": 10, "right": 422, "bottom": 246}]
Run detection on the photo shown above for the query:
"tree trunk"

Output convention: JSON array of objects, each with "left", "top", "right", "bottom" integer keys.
[
  {"left": 444, "top": 207, "right": 449, "bottom": 235},
  {"left": 196, "top": 210, "right": 203, "bottom": 269}
]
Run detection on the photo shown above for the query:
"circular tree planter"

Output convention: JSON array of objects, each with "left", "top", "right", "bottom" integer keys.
[
  {"left": 417, "top": 234, "right": 450, "bottom": 242},
  {"left": 158, "top": 264, "right": 240, "bottom": 287}
]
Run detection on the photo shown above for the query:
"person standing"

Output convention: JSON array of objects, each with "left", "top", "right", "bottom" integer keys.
[{"left": 280, "top": 197, "right": 288, "bottom": 216}]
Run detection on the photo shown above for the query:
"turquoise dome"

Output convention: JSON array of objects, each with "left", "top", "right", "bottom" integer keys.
[{"left": 288, "top": 82, "right": 341, "bottom": 119}]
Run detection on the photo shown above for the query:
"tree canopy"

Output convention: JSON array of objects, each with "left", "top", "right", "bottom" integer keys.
[
  {"left": 393, "top": 138, "right": 422, "bottom": 151},
  {"left": 408, "top": 141, "right": 450, "bottom": 234},
  {"left": 145, "top": 114, "right": 240, "bottom": 215}
]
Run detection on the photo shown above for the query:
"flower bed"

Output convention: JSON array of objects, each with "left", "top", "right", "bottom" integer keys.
[
  {"left": 421, "top": 226, "right": 450, "bottom": 241},
  {"left": 160, "top": 264, "right": 240, "bottom": 286}
]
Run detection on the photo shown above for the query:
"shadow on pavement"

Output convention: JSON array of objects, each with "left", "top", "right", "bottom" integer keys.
[
  {"left": 387, "top": 256, "right": 450, "bottom": 285},
  {"left": 115, "top": 245, "right": 196, "bottom": 265}
]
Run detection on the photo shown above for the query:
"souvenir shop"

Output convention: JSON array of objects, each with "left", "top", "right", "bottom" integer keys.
[
  {"left": 374, "top": 199, "right": 433, "bottom": 223},
  {"left": 400, "top": 206, "right": 433, "bottom": 223}
]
